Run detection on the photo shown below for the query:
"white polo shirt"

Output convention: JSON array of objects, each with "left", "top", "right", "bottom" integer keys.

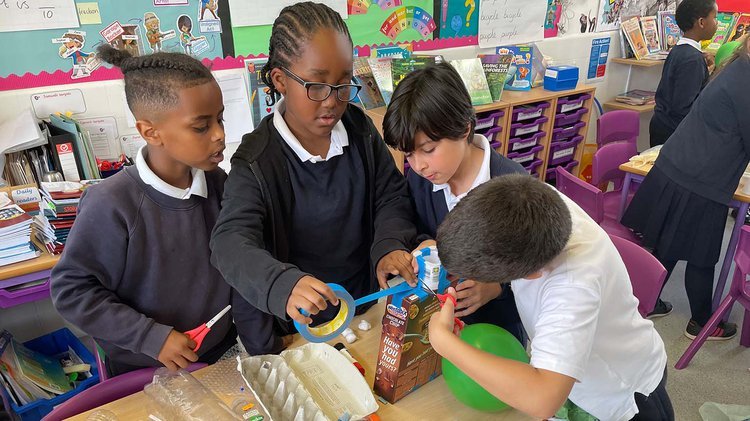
[
  {"left": 273, "top": 97, "right": 349, "bottom": 163},
  {"left": 676, "top": 37, "right": 702, "bottom": 52},
  {"left": 432, "top": 134, "right": 492, "bottom": 212},
  {"left": 135, "top": 146, "right": 207, "bottom": 200},
  {"left": 511, "top": 190, "right": 667, "bottom": 421}
]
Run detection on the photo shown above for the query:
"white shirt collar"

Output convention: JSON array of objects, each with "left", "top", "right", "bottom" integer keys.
[
  {"left": 676, "top": 37, "right": 702, "bottom": 52},
  {"left": 135, "top": 146, "right": 207, "bottom": 200},
  {"left": 432, "top": 134, "right": 492, "bottom": 211},
  {"left": 272, "top": 97, "right": 349, "bottom": 163}
]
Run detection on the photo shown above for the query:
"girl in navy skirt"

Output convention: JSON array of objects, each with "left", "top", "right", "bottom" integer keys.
[{"left": 622, "top": 36, "right": 750, "bottom": 340}]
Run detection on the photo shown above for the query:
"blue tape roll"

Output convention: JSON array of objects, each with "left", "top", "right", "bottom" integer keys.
[{"left": 293, "top": 283, "right": 356, "bottom": 343}]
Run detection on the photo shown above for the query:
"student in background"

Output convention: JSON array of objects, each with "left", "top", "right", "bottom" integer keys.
[
  {"left": 51, "top": 45, "right": 281, "bottom": 376},
  {"left": 210, "top": 2, "right": 417, "bottom": 332},
  {"left": 650, "top": 0, "right": 718, "bottom": 147},
  {"left": 430, "top": 176, "right": 671, "bottom": 421},
  {"left": 382, "top": 62, "right": 526, "bottom": 342},
  {"left": 622, "top": 36, "right": 750, "bottom": 340}
]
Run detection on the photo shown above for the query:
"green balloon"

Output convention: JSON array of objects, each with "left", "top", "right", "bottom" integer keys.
[
  {"left": 715, "top": 41, "right": 741, "bottom": 69},
  {"left": 442, "top": 323, "right": 529, "bottom": 412}
]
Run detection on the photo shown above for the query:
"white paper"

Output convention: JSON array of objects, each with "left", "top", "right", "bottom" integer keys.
[
  {"left": 120, "top": 90, "right": 136, "bottom": 128},
  {"left": 0, "top": 0, "right": 80, "bottom": 33},
  {"left": 228, "top": 0, "right": 347, "bottom": 27},
  {"left": 215, "top": 73, "right": 254, "bottom": 144},
  {"left": 120, "top": 134, "right": 146, "bottom": 159},
  {"left": 0, "top": 109, "right": 45, "bottom": 153},
  {"left": 77, "top": 116, "right": 120, "bottom": 159},
  {"left": 30, "top": 89, "right": 86, "bottom": 118},
  {"left": 478, "top": 0, "right": 546, "bottom": 48},
  {"left": 553, "top": 0, "right": 601, "bottom": 37}
]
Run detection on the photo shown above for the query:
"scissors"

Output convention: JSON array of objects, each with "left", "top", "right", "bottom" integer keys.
[
  {"left": 419, "top": 280, "right": 465, "bottom": 331},
  {"left": 185, "top": 305, "right": 232, "bottom": 352}
]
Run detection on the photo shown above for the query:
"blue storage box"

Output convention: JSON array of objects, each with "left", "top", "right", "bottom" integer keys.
[
  {"left": 1, "top": 328, "right": 99, "bottom": 421},
  {"left": 544, "top": 65, "right": 580, "bottom": 91}
]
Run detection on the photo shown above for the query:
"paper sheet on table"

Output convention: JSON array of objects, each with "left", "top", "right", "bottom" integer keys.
[
  {"left": 77, "top": 117, "right": 121, "bottom": 160},
  {"left": 215, "top": 74, "right": 254, "bottom": 144},
  {"left": 0, "top": 109, "right": 46, "bottom": 153}
]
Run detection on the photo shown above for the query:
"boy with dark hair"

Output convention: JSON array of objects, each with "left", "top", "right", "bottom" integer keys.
[
  {"left": 382, "top": 62, "right": 526, "bottom": 340},
  {"left": 430, "top": 175, "right": 671, "bottom": 421},
  {"left": 650, "top": 0, "right": 718, "bottom": 148}
]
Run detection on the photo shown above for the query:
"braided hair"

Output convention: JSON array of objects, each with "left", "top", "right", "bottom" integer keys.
[
  {"left": 97, "top": 44, "right": 214, "bottom": 118},
  {"left": 261, "top": 2, "right": 352, "bottom": 106}
]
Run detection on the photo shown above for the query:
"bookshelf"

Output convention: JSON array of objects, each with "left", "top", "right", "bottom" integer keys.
[
  {"left": 611, "top": 58, "right": 664, "bottom": 67},
  {"left": 602, "top": 101, "right": 655, "bottom": 112}
]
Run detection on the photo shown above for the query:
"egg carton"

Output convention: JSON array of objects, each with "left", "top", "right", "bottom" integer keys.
[{"left": 237, "top": 343, "right": 378, "bottom": 421}]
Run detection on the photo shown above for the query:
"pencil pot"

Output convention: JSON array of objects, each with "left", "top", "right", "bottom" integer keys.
[{"left": 1, "top": 328, "right": 99, "bottom": 421}]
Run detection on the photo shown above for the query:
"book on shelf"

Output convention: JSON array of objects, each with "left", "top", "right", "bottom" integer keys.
[
  {"left": 728, "top": 13, "right": 750, "bottom": 44},
  {"left": 367, "top": 57, "right": 395, "bottom": 105},
  {"left": 658, "top": 11, "right": 682, "bottom": 52},
  {"left": 449, "top": 58, "right": 493, "bottom": 106},
  {"left": 615, "top": 90, "right": 656, "bottom": 106},
  {"left": 621, "top": 16, "right": 650, "bottom": 60},
  {"left": 495, "top": 45, "right": 534, "bottom": 91},
  {"left": 705, "top": 12, "right": 739, "bottom": 53},
  {"left": 640, "top": 16, "right": 661, "bottom": 55},
  {"left": 391, "top": 56, "right": 436, "bottom": 88},
  {"left": 478, "top": 54, "right": 514, "bottom": 102},
  {"left": 353, "top": 57, "right": 385, "bottom": 110}
]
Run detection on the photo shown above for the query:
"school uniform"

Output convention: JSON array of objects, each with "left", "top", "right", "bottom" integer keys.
[
  {"left": 407, "top": 134, "right": 527, "bottom": 342},
  {"left": 210, "top": 101, "right": 416, "bottom": 328},
  {"left": 51, "top": 148, "right": 280, "bottom": 376},
  {"left": 514, "top": 190, "right": 670, "bottom": 421},
  {"left": 650, "top": 38, "right": 709, "bottom": 147},
  {"left": 622, "top": 55, "right": 750, "bottom": 325}
]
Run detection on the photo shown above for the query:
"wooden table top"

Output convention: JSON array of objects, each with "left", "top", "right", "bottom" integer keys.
[
  {"left": 0, "top": 241, "right": 59, "bottom": 281},
  {"left": 619, "top": 161, "right": 750, "bottom": 203},
  {"left": 69, "top": 302, "right": 532, "bottom": 421}
]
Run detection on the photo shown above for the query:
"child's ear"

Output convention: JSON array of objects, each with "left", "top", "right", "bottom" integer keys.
[
  {"left": 135, "top": 119, "right": 163, "bottom": 147},
  {"left": 270, "top": 67, "right": 288, "bottom": 96}
]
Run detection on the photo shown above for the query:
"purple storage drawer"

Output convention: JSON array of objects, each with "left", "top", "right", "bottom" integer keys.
[
  {"left": 508, "top": 132, "right": 545, "bottom": 153},
  {"left": 490, "top": 141, "right": 502, "bottom": 151},
  {"left": 554, "top": 108, "right": 588, "bottom": 128},
  {"left": 546, "top": 160, "right": 579, "bottom": 181},
  {"left": 509, "top": 116, "right": 548, "bottom": 138},
  {"left": 524, "top": 159, "right": 543, "bottom": 175},
  {"left": 556, "top": 93, "right": 592, "bottom": 113},
  {"left": 0, "top": 270, "right": 52, "bottom": 309},
  {"left": 475, "top": 110, "right": 505, "bottom": 131},
  {"left": 507, "top": 145, "right": 544, "bottom": 165},
  {"left": 548, "top": 135, "right": 584, "bottom": 166},
  {"left": 511, "top": 102, "right": 550, "bottom": 122},
  {"left": 551, "top": 122, "right": 585, "bottom": 142},
  {"left": 481, "top": 126, "right": 503, "bottom": 143}
]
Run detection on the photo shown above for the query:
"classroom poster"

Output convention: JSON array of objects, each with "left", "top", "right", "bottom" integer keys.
[
  {"left": 231, "top": 0, "right": 435, "bottom": 57},
  {"left": 437, "top": 0, "right": 479, "bottom": 38},
  {"left": 552, "top": 0, "right": 602, "bottom": 37},
  {"left": 0, "top": 0, "right": 224, "bottom": 79},
  {"left": 478, "top": 0, "right": 546, "bottom": 48},
  {"left": 619, "top": 0, "right": 677, "bottom": 19},
  {"left": 597, "top": 0, "right": 625, "bottom": 32},
  {"left": 587, "top": 36, "right": 610, "bottom": 81}
]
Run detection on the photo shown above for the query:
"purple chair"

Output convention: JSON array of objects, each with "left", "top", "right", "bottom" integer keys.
[
  {"left": 40, "top": 363, "right": 207, "bottom": 421},
  {"left": 555, "top": 167, "right": 641, "bottom": 244},
  {"left": 592, "top": 142, "right": 638, "bottom": 220},
  {"left": 596, "top": 110, "right": 639, "bottom": 148},
  {"left": 609, "top": 234, "right": 667, "bottom": 317},
  {"left": 675, "top": 226, "right": 750, "bottom": 369}
]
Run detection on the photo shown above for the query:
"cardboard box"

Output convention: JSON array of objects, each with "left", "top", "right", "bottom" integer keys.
[{"left": 373, "top": 287, "right": 442, "bottom": 403}]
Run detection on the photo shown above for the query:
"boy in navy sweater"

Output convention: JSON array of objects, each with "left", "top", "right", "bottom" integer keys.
[
  {"left": 382, "top": 62, "right": 526, "bottom": 342},
  {"left": 51, "top": 46, "right": 280, "bottom": 376},
  {"left": 650, "top": 0, "right": 718, "bottom": 147}
]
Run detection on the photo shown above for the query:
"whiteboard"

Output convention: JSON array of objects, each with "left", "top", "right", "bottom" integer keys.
[
  {"left": 0, "top": 0, "right": 79, "bottom": 33},
  {"left": 228, "top": 0, "right": 348, "bottom": 27},
  {"left": 478, "top": 0, "right": 546, "bottom": 48}
]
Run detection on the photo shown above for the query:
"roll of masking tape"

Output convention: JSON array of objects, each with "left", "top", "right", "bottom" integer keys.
[{"left": 294, "top": 281, "right": 417, "bottom": 343}]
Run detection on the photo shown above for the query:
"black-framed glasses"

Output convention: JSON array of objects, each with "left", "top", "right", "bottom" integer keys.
[{"left": 281, "top": 67, "right": 362, "bottom": 102}]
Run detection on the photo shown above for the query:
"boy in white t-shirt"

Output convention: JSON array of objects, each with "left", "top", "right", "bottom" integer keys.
[{"left": 429, "top": 175, "right": 672, "bottom": 421}]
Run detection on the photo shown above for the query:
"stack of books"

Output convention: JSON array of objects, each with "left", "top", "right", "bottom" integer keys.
[
  {"left": 615, "top": 90, "right": 656, "bottom": 106},
  {"left": 0, "top": 204, "right": 39, "bottom": 267},
  {"left": 33, "top": 181, "right": 92, "bottom": 255}
]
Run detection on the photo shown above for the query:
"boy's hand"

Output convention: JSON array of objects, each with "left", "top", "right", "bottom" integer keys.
[
  {"left": 158, "top": 330, "right": 199, "bottom": 371},
  {"left": 428, "top": 287, "right": 460, "bottom": 355},
  {"left": 454, "top": 280, "right": 503, "bottom": 317},
  {"left": 376, "top": 250, "right": 417, "bottom": 289},
  {"left": 286, "top": 276, "right": 339, "bottom": 325},
  {"left": 410, "top": 239, "right": 437, "bottom": 274}
]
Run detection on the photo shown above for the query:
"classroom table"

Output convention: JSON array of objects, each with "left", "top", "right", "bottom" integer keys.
[
  {"left": 69, "top": 301, "right": 533, "bottom": 421},
  {"left": 618, "top": 161, "right": 750, "bottom": 313}
]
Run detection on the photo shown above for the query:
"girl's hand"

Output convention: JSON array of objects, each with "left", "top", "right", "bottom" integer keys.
[
  {"left": 286, "top": 276, "right": 339, "bottom": 324},
  {"left": 376, "top": 250, "right": 417, "bottom": 289},
  {"left": 454, "top": 280, "right": 502, "bottom": 317},
  {"left": 428, "top": 287, "right": 460, "bottom": 355}
]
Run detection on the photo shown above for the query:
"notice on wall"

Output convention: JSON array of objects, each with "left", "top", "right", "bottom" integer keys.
[
  {"left": 0, "top": 0, "right": 79, "bottom": 33},
  {"left": 478, "top": 0, "right": 546, "bottom": 48}
]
